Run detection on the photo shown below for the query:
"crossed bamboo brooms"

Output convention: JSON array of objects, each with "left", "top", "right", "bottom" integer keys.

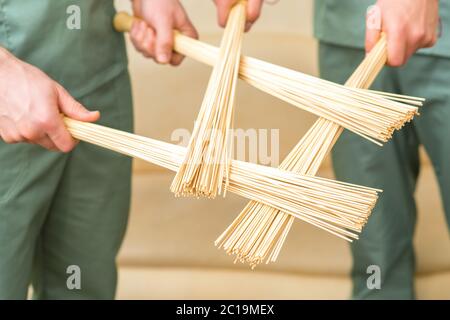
[{"left": 64, "top": 3, "right": 423, "bottom": 268}]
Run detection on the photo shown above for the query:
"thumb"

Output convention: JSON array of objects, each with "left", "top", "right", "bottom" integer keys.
[
  {"left": 366, "top": 28, "right": 381, "bottom": 54},
  {"left": 153, "top": 16, "right": 174, "bottom": 64},
  {"left": 56, "top": 84, "right": 100, "bottom": 122},
  {"left": 216, "top": 0, "right": 237, "bottom": 27},
  {"left": 365, "top": 4, "right": 382, "bottom": 53}
]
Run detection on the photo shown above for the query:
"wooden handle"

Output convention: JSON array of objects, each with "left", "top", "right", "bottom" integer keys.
[
  {"left": 113, "top": 11, "right": 135, "bottom": 33},
  {"left": 114, "top": 11, "right": 218, "bottom": 66}
]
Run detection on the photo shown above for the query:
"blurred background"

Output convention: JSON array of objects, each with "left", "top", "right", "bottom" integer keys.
[{"left": 114, "top": 0, "right": 450, "bottom": 299}]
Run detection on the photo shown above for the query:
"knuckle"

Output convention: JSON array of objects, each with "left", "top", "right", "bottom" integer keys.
[
  {"left": 130, "top": 35, "right": 140, "bottom": 47},
  {"left": 411, "top": 29, "right": 426, "bottom": 43},
  {"left": 427, "top": 33, "right": 438, "bottom": 46},
  {"left": 132, "top": 31, "right": 144, "bottom": 43},
  {"left": 36, "top": 115, "right": 55, "bottom": 131},
  {"left": 389, "top": 24, "right": 407, "bottom": 38},
  {"left": 430, "top": 35, "right": 438, "bottom": 46},
  {"left": 21, "top": 127, "right": 40, "bottom": 141},
  {"left": 3, "top": 133, "right": 20, "bottom": 144},
  {"left": 134, "top": 43, "right": 145, "bottom": 53},
  {"left": 2, "top": 134, "right": 13, "bottom": 144}
]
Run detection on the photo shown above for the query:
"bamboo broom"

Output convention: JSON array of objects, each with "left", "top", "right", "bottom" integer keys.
[
  {"left": 114, "top": 13, "right": 422, "bottom": 145},
  {"left": 215, "top": 34, "right": 393, "bottom": 268},
  {"left": 64, "top": 117, "right": 380, "bottom": 236}
]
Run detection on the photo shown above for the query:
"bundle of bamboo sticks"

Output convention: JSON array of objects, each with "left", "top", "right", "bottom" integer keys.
[
  {"left": 215, "top": 34, "right": 395, "bottom": 268},
  {"left": 65, "top": 117, "right": 380, "bottom": 235},
  {"left": 170, "top": 1, "right": 246, "bottom": 199}
]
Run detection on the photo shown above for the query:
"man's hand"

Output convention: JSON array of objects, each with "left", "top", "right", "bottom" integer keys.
[
  {"left": 215, "top": 0, "right": 263, "bottom": 31},
  {"left": 131, "top": 0, "right": 198, "bottom": 65},
  {"left": 366, "top": 0, "right": 439, "bottom": 67},
  {"left": 0, "top": 48, "right": 99, "bottom": 152}
]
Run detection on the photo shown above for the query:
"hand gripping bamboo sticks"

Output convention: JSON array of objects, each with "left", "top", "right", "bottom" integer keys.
[
  {"left": 215, "top": 34, "right": 392, "bottom": 268},
  {"left": 114, "top": 13, "right": 422, "bottom": 145},
  {"left": 64, "top": 117, "right": 380, "bottom": 236}
]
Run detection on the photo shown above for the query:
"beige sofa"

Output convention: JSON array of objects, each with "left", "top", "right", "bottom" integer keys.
[{"left": 114, "top": 1, "right": 450, "bottom": 299}]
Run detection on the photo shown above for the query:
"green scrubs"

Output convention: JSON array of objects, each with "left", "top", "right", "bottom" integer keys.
[
  {"left": 315, "top": 0, "right": 450, "bottom": 299},
  {"left": 0, "top": 0, "right": 133, "bottom": 299}
]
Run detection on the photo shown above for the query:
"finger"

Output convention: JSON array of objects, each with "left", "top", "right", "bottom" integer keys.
[
  {"left": 46, "top": 117, "right": 77, "bottom": 153},
  {"left": 153, "top": 16, "right": 175, "bottom": 64},
  {"left": 144, "top": 27, "right": 157, "bottom": 56},
  {"left": 365, "top": 5, "right": 382, "bottom": 53},
  {"left": 56, "top": 84, "right": 100, "bottom": 122},
  {"left": 175, "top": 7, "right": 199, "bottom": 40},
  {"left": 170, "top": 53, "right": 185, "bottom": 66},
  {"left": 139, "top": 27, "right": 157, "bottom": 58},
  {"left": 405, "top": 35, "right": 418, "bottom": 63},
  {"left": 35, "top": 135, "right": 59, "bottom": 151},
  {"left": 130, "top": 20, "right": 147, "bottom": 44},
  {"left": 245, "top": 22, "right": 253, "bottom": 32},
  {"left": 428, "top": 32, "right": 438, "bottom": 47},
  {"left": 365, "top": 29, "right": 381, "bottom": 53},
  {"left": 1, "top": 133, "right": 20, "bottom": 144},
  {"left": 0, "top": 120, "right": 23, "bottom": 144},
  {"left": 216, "top": 0, "right": 237, "bottom": 27},
  {"left": 424, "top": 29, "right": 438, "bottom": 48},
  {"left": 130, "top": 20, "right": 140, "bottom": 38},
  {"left": 386, "top": 29, "right": 408, "bottom": 67},
  {"left": 130, "top": 26, "right": 147, "bottom": 55},
  {"left": 0, "top": 131, "right": 22, "bottom": 144},
  {"left": 172, "top": 8, "right": 199, "bottom": 66},
  {"left": 247, "top": 0, "right": 263, "bottom": 24},
  {"left": 131, "top": 0, "right": 142, "bottom": 17}
]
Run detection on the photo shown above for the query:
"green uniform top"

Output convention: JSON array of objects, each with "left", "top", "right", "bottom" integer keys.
[
  {"left": 0, "top": 0, "right": 128, "bottom": 98},
  {"left": 314, "top": 0, "right": 450, "bottom": 58}
]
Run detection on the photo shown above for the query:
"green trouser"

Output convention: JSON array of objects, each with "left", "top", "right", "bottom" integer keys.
[
  {"left": 0, "top": 70, "right": 133, "bottom": 299},
  {"left": 319, "top": 42, "right": 450, "bottom": 299}
]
